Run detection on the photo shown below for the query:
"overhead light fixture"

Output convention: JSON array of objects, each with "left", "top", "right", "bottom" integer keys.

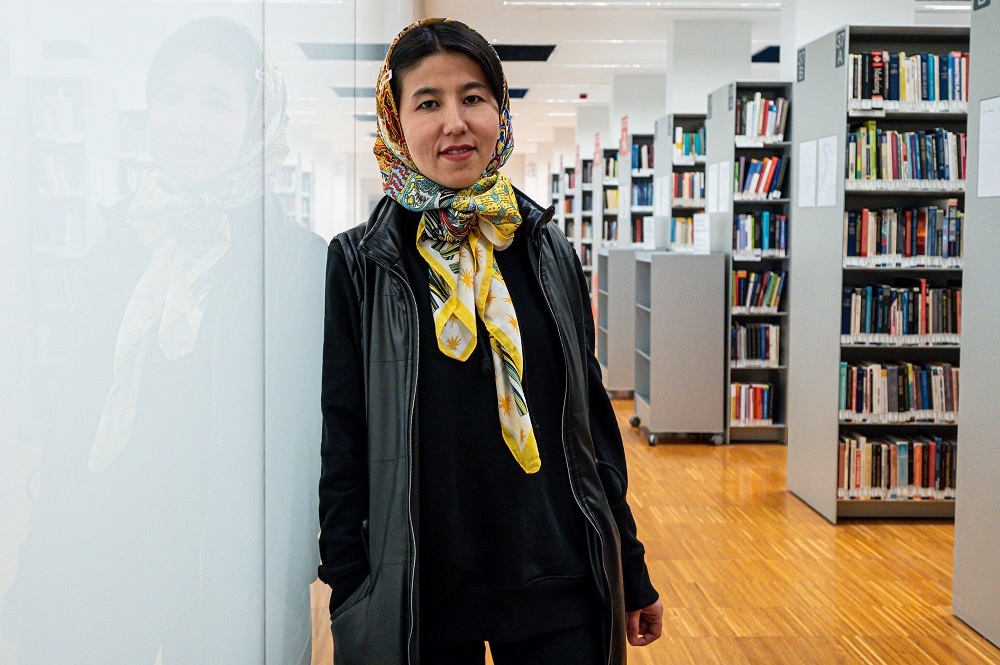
[{"left": 503, "top": 1, "right": 781, "bottom": 8}]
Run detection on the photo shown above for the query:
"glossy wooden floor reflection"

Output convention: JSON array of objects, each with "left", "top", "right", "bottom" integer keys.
[{"left": 311, "top": 399, "right": 1000, "bottom": 664}]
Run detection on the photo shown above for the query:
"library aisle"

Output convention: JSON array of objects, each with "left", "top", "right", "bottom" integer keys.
[{"left": 310, "top": 401, "right": 1000, "bottom": 665}]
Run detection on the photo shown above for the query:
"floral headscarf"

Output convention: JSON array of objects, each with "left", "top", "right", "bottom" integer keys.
[{"left": 374, "top": 18, "right": 540, "bottom": 474}]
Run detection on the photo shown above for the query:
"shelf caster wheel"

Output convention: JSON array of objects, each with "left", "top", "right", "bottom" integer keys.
[
  {"left": 648, "top": 434, "right": 657, "bottom": 446},
  {"left": 711, "top": 434, "right": 725, "bottom": 446},
  {"left": 629, "top": 416, "right": 641, "bottom": 428}
]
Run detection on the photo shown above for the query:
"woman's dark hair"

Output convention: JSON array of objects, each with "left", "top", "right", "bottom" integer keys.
[
  {"left": 389, "top": 20, "right": 505, "bottom": 109},
  {"left": 146, "top": 17, "right": 262, "bottom": 107}
]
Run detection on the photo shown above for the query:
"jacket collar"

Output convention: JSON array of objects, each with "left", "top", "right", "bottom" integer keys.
[{"left": 359, "top": 187, "right": 555, "bottom": 268}]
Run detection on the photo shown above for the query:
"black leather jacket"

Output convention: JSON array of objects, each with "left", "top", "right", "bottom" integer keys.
[{"left": 319, "top": 190, "right": 654, "bottom": 664}]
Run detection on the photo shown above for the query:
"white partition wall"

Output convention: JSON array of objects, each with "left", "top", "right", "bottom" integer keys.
[
  {"left": 0, "top": 2, "right": 357, "bottom": 662},
  {"left": 953, "top": 0, "right": 1000, "bottom": 648}
]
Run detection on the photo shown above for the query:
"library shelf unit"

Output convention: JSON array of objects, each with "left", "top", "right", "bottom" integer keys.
[
  {"left": 787, "top": 25, "right": 969, "bottom": 523},
  {"left": 617, "top": 133, "right": 654, "bottom": 245},
  {"left": 596, "top": 247, "right": 638, "bottom": 394},
  {"left": 707, "top": 80, "right": 793, "bottom": 444},
  {"left": 954, "top": 3, "right": 1000, "bottom": 647},
  {"left": 599, "top": 147, "right": 620, "bottom": 258},
  {"left": 25, "top": 76, "right": 117, "bottom": 434},
  {"left": 562, "top": 163, "right": 579, "bottom": 271},
  {"left": 577, "top": 156, "right": 596, "bottom": 273},
  {"left": 631, "top": 251, "right": 726, "bottom": 446},
  {"left": 668, "top": 114, "right": 707, "bottom": 251}
]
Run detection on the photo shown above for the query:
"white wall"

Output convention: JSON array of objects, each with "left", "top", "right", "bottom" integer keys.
[
  {"left": 669, "top": 21, "right": 752, "bottom": 115},
  {"left": 780, "top": 0, "right": 915, "bottom": 80},
  {"left": 611, "top": 73, "right": 667, "bottom": 137}
]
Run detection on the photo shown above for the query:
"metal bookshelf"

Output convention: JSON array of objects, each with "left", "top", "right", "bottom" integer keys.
[
  {"left": 631, "top": 251, "right": 726, "bottom": 445},
  {"left": 707, "top": 80, "right": 793, "bottom": 444},
  {"left": 787, "top": 25, "right": 969, "bottom": 523},
  {"left": 596, "top": 247, "right": 638, "bottom": 394},
  {"left": 954, "top": 4, "right": 1000, "bottom": 648}
]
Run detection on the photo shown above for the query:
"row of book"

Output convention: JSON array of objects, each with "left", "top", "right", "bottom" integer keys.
[
  {"left": 563, "top": 197, "right": 573, "bottom": 214},
  {"left": 581, "top": 161, "right": 594, "bottom": 184},
  {"left": 843, "top": 204, "right": 963, "bottom": 267},
  {"left": 848, "top": 50, "right": 970, "bottom": 106},
  {"left": 28, "top": 88, "right": 81, "bottom": 138},
  {"left": 563, "top": 220, "right": 576, "bottom": 240},
  {"left": 840, "top": 282, "right": 961, "bottom": 345},
  {"left": 580, "top": 244, "right": 593, "bottom": 268},
  {"left": 735, "top": 93, "right": 789, "bottom": 140},
  {"left": 631, "top": 182, "right": 653, "bottom": 207},
  {"left": 603, "top": 188, "right": 620, "bottom": 211},
  {"left": 734, "top": 156, "right": 787, "bottom": 199},
  {"left": 731, "top": 269, "right": 787, "bottom": 313},
  {"left": 730, "top": 382, "right": 775, "bottom": 426},
  {"left": 838, "top": 432, "right": 957, "bottom": 501},
  {"left": 838, "top": 361, "right": 959, "bottom": 424},
  {"left": 631, "top": 217, "right": 645, "bottom": 244},
  {"left": 672, "top": 172, "right": 705, "bottom": 201},
  {"left": 32, "top": 210, "right": 87, "bottom": 251},
  {"left": 631, "top": 143, "right": 654, "bottom": 170},
  {"left": 731, "top": 323, "right": 781, "bottom": 368},
  {"left": 846, "top": 122, "right": 967, "bottom": 182},
  {"left": 566, "top": 170, "right": 577, "bottom": 190},
  {"left": 670, "top": 216, "right": 695, "bottom": 248},
  {"left": 733, "top": 212, "right": 788, "bottom": 258},
  {"left": 35, "top": 153, "right": 85, "bottom": 197},
  {"left": 603, "top": 219, "right": 619, "bottom": 243},
  {"left": 581, "top": 191, "right": 593, "bottom": 213},
  {"left": 602, "top": 156, "right": 619, "bottom": 180},
  {"left": 673, "top": 126, "right": 706, "bottom": 158}
]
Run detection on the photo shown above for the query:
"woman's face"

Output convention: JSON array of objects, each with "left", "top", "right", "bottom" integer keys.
[
  {"left": 396, "top": 51, "right": 501, "bottom": 191},
  {"left": 147, "top": 51, "right": 250, "bottom": 189}
]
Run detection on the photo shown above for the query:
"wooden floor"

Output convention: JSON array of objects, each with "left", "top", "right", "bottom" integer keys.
[{"left": 311, "top": 400, "right": 1000, "bottom": 664}]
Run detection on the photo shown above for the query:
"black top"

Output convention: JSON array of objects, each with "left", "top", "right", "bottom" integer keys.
[{"left": 402, "top": 220, "right": 597, "bottom": 644}]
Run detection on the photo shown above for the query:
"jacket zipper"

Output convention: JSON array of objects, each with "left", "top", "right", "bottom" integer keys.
[
  {"left": 533, "top": 227, "right": 615, "bottom": 665},
  {"left": 361, "top": 246, "right": 420, "bottom": 665}
]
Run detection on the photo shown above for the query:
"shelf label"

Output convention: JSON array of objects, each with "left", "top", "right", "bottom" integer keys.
[
  {"left": 728, "top": 83, "right": 735, "bottom": 112},
  {"left": 797, "top": 48, "right": 806, "bottom": 82},
  {"left": 974, "top": 0, "right": 990, "bottom": 9},
  {"left": 707, "top": 93, "right": 713, "bottom": 119},
  {"left": 835, "top": 29, "right": 846, "bottom": 68}
]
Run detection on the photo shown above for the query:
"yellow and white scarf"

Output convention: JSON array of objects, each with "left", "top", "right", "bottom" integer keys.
[{"left": 374, "top": 18, "right": 540, "bottom": 473}]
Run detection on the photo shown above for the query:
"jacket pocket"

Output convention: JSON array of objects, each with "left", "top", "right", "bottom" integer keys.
[{"left": 596, "top": 459, "right": 626, "bottom": 507}]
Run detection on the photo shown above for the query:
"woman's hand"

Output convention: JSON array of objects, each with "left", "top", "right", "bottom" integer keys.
[{"left": 626, "top": 599, "right": 663, "bottom": 647}]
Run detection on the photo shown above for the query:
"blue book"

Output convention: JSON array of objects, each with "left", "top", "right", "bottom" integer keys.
[
  {"left": 888, "top": 52, "right": 900, "bottom": 101},
  {"left": 779, "top": 215, "right": 787, "bottom": 253},
  {"left": 920, "top": 369, "right": 931, "bottom": 411},
  {"left": 864, "top": 286, "right": 874, "bottom": 334},
  {"left": 762, "top": 211, "right": 771, "bottom": 250},
  {"left": 840, "top": 361, "right": 849, "bottom": 410},
  {"left": 841, "top": 286, "right": 853, "bottom": 335}
]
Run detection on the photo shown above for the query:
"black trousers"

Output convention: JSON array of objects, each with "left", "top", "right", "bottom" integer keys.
[{"left": 420, "top": 620, "right": 604, "bottom": 665}]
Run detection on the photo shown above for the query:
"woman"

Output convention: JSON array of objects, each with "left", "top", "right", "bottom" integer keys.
[
  {"left": 4, "top": 17, "right": 324, "bottom": 664},
  {"left": 319, "top": 17, "right": 663, "bottom": 665}
]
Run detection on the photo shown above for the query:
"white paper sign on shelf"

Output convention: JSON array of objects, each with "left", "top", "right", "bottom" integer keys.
[
  {"left": 692, "top": 213, "right": 710, "bottom": 255},
  {"left": 816, "top": 135, "right": 838, "bottom": 207},
  {"left": 797, "top": 139, "right": 817, "bottom": 208},
  {"left": 720, "top": 160, "right": 731, "bottom": 213},
  {"left": 655, "top": 175, "right": 670, "bottom": 215},
  {"left": 706, "top": 162, "right": 719, "bottom": 213},
  {"left": 978, "top": 96, "right": 1000, "bottom": 198},
  {"left": 643, "top": 215, "right": 656, "bottom": 247}
]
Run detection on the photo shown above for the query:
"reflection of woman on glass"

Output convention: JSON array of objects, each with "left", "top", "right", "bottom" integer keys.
[
  {"left": 319, "top": 18, "right": 662, "bottom": 664},
  {"left": 4, "top": 17, "right": 323, "bottom": 664}
]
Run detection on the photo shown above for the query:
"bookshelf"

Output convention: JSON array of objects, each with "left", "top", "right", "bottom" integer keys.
[
  {"left": 577, "top": 156, "right": 595, "bottom": 267},
  {"left": 117, "top": 110, "right": 154, "bottom": 198},
  {"left": 561, "top": 163, "right": 578, "bottom": 259},
  {"left": 618, "top": 133, "right": 654, "bottom": 246},
  {"left": 596, "top": 247, "right": 638, "bottom": 394},
  {"left": 25, "top": 76, "right": 117, "bottom": 432},
  {"left": 632, "top": 251, "right": 726, "bottom": 445},
  {"left": 706, "top": 81, "right": 793, "bottom": 444},
  {"left": 668, "top": 114, "right": 707, "bottom": 251},
  {"left": 276, "top": 155, "right": 314, "bottom": 230},
  {"left": 953, "top": 4, "right": 1000, "bottom": 646},
  {"left": 599, "top": 147, "right": 620, "bottom": 260},
  {"left": 787, "top": 25, "right": 968, "bottom": 523}
]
